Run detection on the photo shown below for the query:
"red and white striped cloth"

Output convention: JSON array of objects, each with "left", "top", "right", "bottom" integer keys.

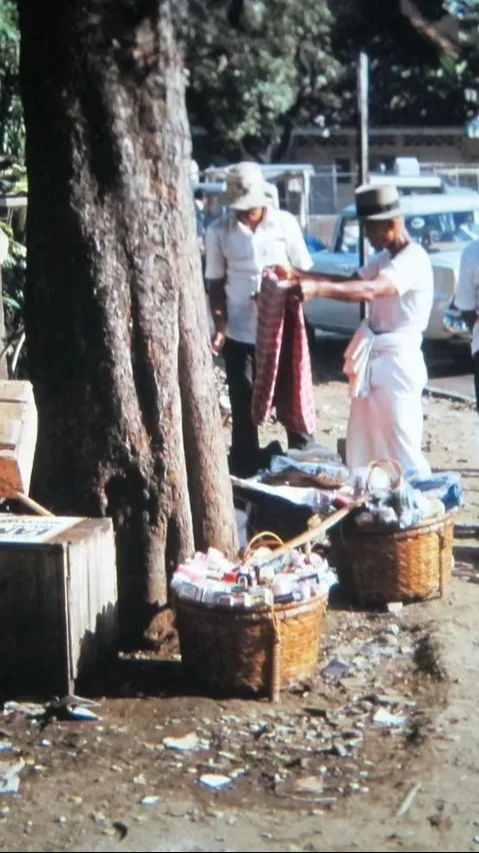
[{"left": 251, "top": 269, "right": 316, "bottom": 435}]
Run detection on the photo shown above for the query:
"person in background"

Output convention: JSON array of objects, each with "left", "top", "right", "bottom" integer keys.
[
  {"left": 277, "top": 183, "right": 433, "bottom": 479},
  {"left": 453, "top": 237, "right": 479, "bottom": 414},
  {"left": 205, "top": 161, "right": 313, "bottom": 477}
]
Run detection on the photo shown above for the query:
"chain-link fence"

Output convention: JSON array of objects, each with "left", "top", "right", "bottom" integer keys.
[
  {"left": 308, "top": 163, "right": 479, "bottom": 216},
  {"left": 428, "top": 164, "right": 479, "bottom": 193}
]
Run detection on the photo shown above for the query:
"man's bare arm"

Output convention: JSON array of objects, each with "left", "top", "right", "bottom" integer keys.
[
  {"left": 272, "top": 264, "right": 395, "bottom": 302},
  {"left": 207, "top": 278, "right": 227, "bottom": 329},
  {"left": 207, "top": 277, "right": 227, "bottom": 354},
  {"left": 296, "top": 270, "right": 397, "bottom": 303}
]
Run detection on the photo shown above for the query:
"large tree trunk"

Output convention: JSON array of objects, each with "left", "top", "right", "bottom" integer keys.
[{"left": 18, "top": 0, "right": 238, "bottom": 647}]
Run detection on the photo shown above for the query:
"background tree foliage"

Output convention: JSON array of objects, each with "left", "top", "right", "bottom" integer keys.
[
  {"left": 181, "top": 0, "right": 479, "bottom": 164},
  {"left": 1, "top": 1, "right": 479, "bottom": 166},
  {"left": 0, "top": 1, "right": 23, "bottom": 158},
  {"left": 181, "top": 0, "right": 341, "bottom": 163},
  {"left": 333, "top": 0, "right": 478, "bottom": 127},
  {"left": 442, "top": 0, "right": 479, "bottom": 123}
]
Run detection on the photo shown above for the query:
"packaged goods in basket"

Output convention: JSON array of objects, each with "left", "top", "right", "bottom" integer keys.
[{"left": 171, "top": 543, "right": 336, "bottom": 610}]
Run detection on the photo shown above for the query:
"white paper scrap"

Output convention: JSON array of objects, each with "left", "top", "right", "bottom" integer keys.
[
  {"left": 199, "top": 773, "right": 232, "bottom": 790},
  {"left": 163, "top": 732, "right": 200, "bottom": 751}
]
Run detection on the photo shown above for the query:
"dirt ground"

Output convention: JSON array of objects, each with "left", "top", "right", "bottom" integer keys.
[{"left": 1, "top": 336, "right": 479, "bottom": 853}]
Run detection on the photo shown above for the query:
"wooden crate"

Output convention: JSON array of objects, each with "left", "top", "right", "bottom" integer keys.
[
  {"left": 0, "top": 515, "right": 118, "bottom": 696},
  {"left": 0, "top": 380, "right": 37, "bottom": 497}
]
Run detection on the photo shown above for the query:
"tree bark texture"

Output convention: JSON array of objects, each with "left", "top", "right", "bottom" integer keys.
[{"left": 18, "top": 0, "right": 238, "bottom": 646}]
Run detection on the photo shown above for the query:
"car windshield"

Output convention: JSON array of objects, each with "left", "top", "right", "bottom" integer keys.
[{"left": 338, "top": 210, "right": 479, "bottom": 254}]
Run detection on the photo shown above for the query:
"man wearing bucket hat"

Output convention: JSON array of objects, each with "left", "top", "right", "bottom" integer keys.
[
  {"left": 276, "top": 183, "right": 433, "bottom": 479},
  {"left": 205, "top": 161, "right": 314, "bottom": 477}
]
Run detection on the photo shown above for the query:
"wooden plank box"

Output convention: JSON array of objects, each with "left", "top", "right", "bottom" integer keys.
[
  {"left": 0, "top": 516, "right": 119, "bottom": 696},
  {"left": 0, "top": 380, "right": 37, "bottom": 497}
]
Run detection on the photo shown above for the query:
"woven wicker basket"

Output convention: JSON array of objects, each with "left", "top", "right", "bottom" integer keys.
[
  {"left": 174, "top": 593, "right": 326, "bottom": 699},
  {"left": 330, "top": 512, "right": 454, "bottom": 606}
]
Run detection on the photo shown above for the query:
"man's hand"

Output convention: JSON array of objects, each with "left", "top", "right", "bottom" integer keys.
[
  {"left": 211, "top": 330, "right": 226, "bottom": 356},
  {"left": 270, "top": 264, "right": 299, "bottom": 283}
]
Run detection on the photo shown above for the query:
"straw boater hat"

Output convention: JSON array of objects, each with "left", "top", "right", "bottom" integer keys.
[
  {"left": 355, "top": 183, "right": 402, "bottom": 221},
  {"left": 224, "top": 161, "right": 269, "bottom": 210}
]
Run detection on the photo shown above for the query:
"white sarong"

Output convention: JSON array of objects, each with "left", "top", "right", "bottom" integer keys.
[{"left": 344, "top": 323, "right": 431, "bottom": 479}]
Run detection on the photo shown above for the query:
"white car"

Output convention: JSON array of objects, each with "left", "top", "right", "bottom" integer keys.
[{"left": 304, "top": 193, "right": 479, "bottom": 340}]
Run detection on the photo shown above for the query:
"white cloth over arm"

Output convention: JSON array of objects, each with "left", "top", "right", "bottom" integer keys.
[{"left": 343, "top": 320, "right": 375, "bottom": 398}]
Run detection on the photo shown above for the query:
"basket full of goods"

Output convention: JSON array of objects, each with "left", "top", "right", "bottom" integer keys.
[
  {"left": 172, "top": 524, "right": 339, "bottom": 699},
  {"left": 329, "top": 459, "right": 456, "bottom": 606},
  {"left": 172, "top": 449, "right": 462, "bottom": 696}
]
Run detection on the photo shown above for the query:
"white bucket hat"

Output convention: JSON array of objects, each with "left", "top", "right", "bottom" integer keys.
[
  {"left": 355, "top": 183, "right": 402, "bottom": 221},
  {"left": 223, "top": 161, "right": 269, "bottom": 210}
]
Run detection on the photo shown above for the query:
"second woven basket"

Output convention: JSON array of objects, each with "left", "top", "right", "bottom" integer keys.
[{"left": 330, "top": 513, "right": 454, "bottom": 606}]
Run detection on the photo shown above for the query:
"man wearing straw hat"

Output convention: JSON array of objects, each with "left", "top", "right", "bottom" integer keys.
[
  {"left": 205, "top": 161, "right": 314, "bottom": 477},
  {"left": 277, "top": 183, "right": 433, "bottom": 479}
]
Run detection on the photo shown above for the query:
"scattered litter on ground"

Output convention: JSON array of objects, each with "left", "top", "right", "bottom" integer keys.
[
  {"left": 199, "top": 774, "right": 233, "bottom": 790},
  {"left": 163, "top": 732, "right": 202, "bottom": 751},
  {"left": 396, "top": 782, "right": 422, "bottom": 816},
  {"left": 387, "top": 602, "right": 404, "bottom": 615},
  {"left": 373, "top": 708, "right": 408, "bottom": 728},
  {"left": 140, "top": 796, "right": 160, "bottom": 806},
  {"left": 320, "top": 657, "right": 350, "bottom": 679},
  {"left": 0, "top": 759, "right": 24, "bottom": 795}
]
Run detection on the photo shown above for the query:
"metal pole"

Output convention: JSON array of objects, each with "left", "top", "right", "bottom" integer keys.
[{"left": 357, "top": 52, "right": 369, "bottom": 320}]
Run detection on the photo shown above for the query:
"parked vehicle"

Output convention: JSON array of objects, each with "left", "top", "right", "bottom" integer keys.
[
  {"left": 368, "top": 157, "right": 445, "bottom": 195},
  {"left": 303, "top": 192, "right": 479, "bottom": 341},
  {"left": 368, "top": 172, "right": 444, "bottom": 194}
]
